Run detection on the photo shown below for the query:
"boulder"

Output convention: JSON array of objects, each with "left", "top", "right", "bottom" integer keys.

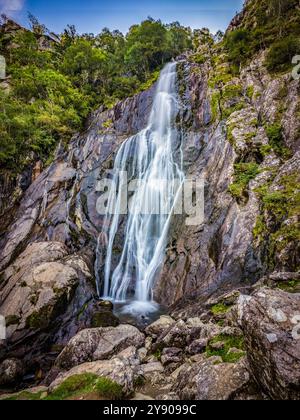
[
  {"left": 0, "top": 242, "right": 92, "bottom": 339},
  {"left": 237, "top": 288, "right": 300, "bottom": 400},
  {"left": 50, "top": 347, "right": 140, "bottom": 397},
  {"left": 173, "top": 355, "right": 250, "bottom": 400},
  {"left": 161, "top": 348, "right": 183, "bottom": 366},
  {"left": 187, "top": 339, "right": 208, "bottom": 355},
  {"left": 145, "top": 315, "right": 175, "bottom": 339},
  {"left": 55, "top": 325, "right": 145, "bottom": 370},
  {"left": 0, "top": 358, "right": 24, "bottom": 386}
]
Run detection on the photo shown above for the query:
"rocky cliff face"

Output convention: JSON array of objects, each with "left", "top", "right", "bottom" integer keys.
[{"left": 0, "top": 4, "right": 299, "bottom": 399}]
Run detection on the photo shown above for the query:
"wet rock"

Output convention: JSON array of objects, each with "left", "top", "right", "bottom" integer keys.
[
  {"left": 91, "top": 310, "right": 120, "bottom": 328},
  {"left": 0, "top": 358, "right": 24, "bottom": 386},
  {"left": 237, "top": 288, "right": 300, "bottom": 400},
  {"left": 173, "top": 355, "right": 250, "bottom": 400},
  {"left": 55, "top": 325, "right": 145, "bottom": 370}
]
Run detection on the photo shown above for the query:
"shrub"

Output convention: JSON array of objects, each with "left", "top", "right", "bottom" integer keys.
[{"left": 265, "top": 36, "right": 300, "bottom": 73}]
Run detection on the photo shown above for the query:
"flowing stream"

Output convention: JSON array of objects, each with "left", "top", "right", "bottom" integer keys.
[{"left": 98, "top": 62, "right": 184, "bottom": 316}]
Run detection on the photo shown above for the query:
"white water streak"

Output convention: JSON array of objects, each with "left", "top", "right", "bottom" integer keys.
[{"left": 99, "top": 63, "right": 184, "bottom": 311}]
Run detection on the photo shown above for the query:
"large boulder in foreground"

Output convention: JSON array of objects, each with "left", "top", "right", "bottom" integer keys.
[
  {"left": 173, "top": 355, "right": 250, "bottom": 400},
  {"left": 237, "top": 288, "right": 300, "bottom": 400},
  {"left": 0, "top": 242, "right": 92, "bottom": 341},
  {"left": 55, "top": 325, "right": 145, "bottom": 370},
  {"left": 50, "top": 347, "right": 140, "bottom": 397}
]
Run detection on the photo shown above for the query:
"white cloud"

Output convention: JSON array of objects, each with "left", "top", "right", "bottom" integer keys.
[{"left": 0, "top": 0, "right": 25, "bottom": 15}]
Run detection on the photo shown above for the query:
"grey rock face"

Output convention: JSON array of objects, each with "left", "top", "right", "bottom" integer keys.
[
  {"left": 55, "top": 325, "right": 145, "bottom": 370},
  {"left": 237, "top": 288, "right": 300, "bottom": 400}
]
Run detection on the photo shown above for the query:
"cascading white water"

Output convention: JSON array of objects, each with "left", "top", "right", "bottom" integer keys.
[{"left": 99, "top": 62, "right": 184, "bottom": 314}]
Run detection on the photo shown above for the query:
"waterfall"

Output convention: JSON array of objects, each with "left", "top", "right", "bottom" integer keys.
[{"left": 99, "top": 62, "right": 184, "bottom": 314}]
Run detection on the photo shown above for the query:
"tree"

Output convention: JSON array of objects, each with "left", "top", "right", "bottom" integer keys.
[{"left": 28, "top": 13, "right": 49, "bottom": 36}]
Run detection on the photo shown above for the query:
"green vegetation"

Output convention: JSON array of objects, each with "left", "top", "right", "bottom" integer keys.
[
  {"left": 223, "top": 0, "right": 300, "bottom": 71},
  {"left": 266, "top": 36, "right": 300, "bottom": 73},
  {"left": 45, "top": 373, "right": 124, "bottom": 400},
  {"left": 229, "top": 162, "right": 260, "bottom": 200},
  {"left": 277, "top": 279, "right": 300, "bottom": 293},
  {"left": 265, "top": 123, "right": 291, "bottom": 159},
  {"left": 211, "top": 303, "right": 232, "bottom": 316},
  {"left": 0, "top": 15, "right": 192, "bottom": 172},
  {"left": 206, "top": 334, "right": 245, "bottom": 363},
  {"left": 254, "top": 173, "right": 300, "bottom": 269},
  {"left": 2, "top": 373, "right": 125, "bottom": 401},
  {"left": 4, "top": 390, "right": 46, "bottom": 401}
]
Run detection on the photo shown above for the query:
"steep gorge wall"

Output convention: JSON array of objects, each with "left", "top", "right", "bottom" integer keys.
[{"left": 0, "top": 41, "right": 299, "bottom": 367}]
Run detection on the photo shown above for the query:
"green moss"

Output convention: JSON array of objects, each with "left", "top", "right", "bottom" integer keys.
[
  {"left": 222, "top": 102, "right": 245, "bottom": 119},
  {"left": 265, "top": 123, "right": 291, "bottom": 159},
  {"left": 190, "top": 53, "right": 206, "bottom": 65},
  {"left": 91, "top": 311, "right": 119, "bottom": 328},
  {"left": 5, "top": 315, "right": 20, "bottom": 327},
  {"left": 138, "top": 70, "right": 160, "bottom": 92},
  {"left": 45, "top": 374, "right": 124, "bottom": 400},
  {"left": 210, "top": 91, "right": 221, "bottom": 122},
  {"left": 134, "top": 375, "right": 146, "bottom": 388},
  {"left": 102, "top": 119, "right": 113, "bottom": 129},
  {"left": 253, "top": 214, "right": 266, "bottom": 239},
  {"left": 254, "top": 172, "right": 300, "bottom": 268},
  {"left": 246, "top": 85, "right": 254, "bottom": 99},
  {"left": 26, "top": 309, "right": 49, "bottom": 330},
  {"left": 229, "top": 162, "right": 260, "bottom": 200},
  {"left": 277, "top": 280, "right": 300, "bottom": 293},
  {"left": 153, "top": 349, "right": 162, "bottom": 361},
  {"left": 206, "top": 335, "right": 245, "bottom": 363},
  {"left": 211, "top": 303, "right": 232, "bottom": 315},
  {"left": 4, "top": 391, "right": 45, "bottom": 401},
  {"left": 222, "top": 84, "right": 243, "bottom": 100}
]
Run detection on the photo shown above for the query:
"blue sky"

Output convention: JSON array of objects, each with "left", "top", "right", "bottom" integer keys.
[{"left": 0, "top": 0, "right": 244, "bottom": 35}]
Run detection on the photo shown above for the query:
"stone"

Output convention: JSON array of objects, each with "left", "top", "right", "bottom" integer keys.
[
  {"left": 0, "top": 358, "right": 24, "bottom": 385},
  {"left": 91, "top": 310, "right": 120, "bottom": 328},
  {"left": 187, "top": 339, "right": 208, "bottom": 355},
  {"left": 237, "top": 288, "right": 300, "bottom": 400},
  {"left": 132, "top": 393, "right": 154, "bottom": 400},
  {"left": 173, "top": 356, "right": 250, "bottom": 400},
  {"left": 138, "top": 362, "right": 164, "bottom": 377},
  {"left": 50, "top": 347, "right": 140, "bottom": 397},
  {"left": 98, "top": 300, "right": 114, "bottom": 311},
  {"left": 156, "top": 392, "right": 180, "bottom": 400},
  {"left": 210, "top": 341, "right": 225, "bottom": 351},
  {"left": 0, "top": 242, "right": 92, "bottom": 341},
  {"left": 55, "top": 325, "right": 145, "bottom": 370},
  {"left": 161, "top": 348, "right": 183, "bottom": 366},
  {"left": 145, "top": 315, "right": 175, "bottom": 339}
]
